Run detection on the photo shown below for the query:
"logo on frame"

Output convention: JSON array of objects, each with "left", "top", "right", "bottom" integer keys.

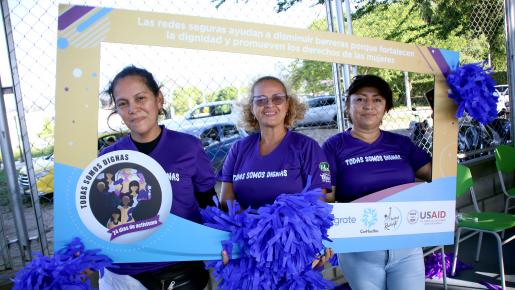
[
  {"left": 383, "top": 206, "right": 402, "bottom": 231},
  {"left": 360, "top": 208, "right": 379, "bottom": 234},
  {"left": 75, "top": 150, "right": 172, "bottom": 244}
]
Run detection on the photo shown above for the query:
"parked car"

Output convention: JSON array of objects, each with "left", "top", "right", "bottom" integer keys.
[
  {"left": 163, "top": 100, "right": 238, "bottom": 131},
  {"left": 296, "top": 95, "right": 337, "bottom": 128},
  {"left": 170, "top": 121, "right": 248, "bottom": 171},
  {"left": 18, "top": 153, "right": 54, "bottom": 197},
  {"left": 18, "top": 131, "right": 128, "bottom": 198}
]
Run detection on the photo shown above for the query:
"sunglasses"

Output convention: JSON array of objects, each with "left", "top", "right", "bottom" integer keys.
[{"left": 252, "top": 94, "right": 288, "bottom": 107}]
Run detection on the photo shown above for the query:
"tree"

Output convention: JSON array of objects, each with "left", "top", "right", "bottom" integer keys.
[
  {"left": 207, "top": 86, "right": 239, "bottom": 102},
  {"left": 171, "top": 86, "right": 203, "bottom": 116},
  {"left": 288, "top": 60, "right": 333, "bottom": 95},
  {"left": 211, "top": 0, "right": 324, "bottom": 12},
  {"left": 38, "top": 117, "right": 54, "bottom": 139},
  {"left": 288, "top": 0, "right": 505, "bottom": 101}
]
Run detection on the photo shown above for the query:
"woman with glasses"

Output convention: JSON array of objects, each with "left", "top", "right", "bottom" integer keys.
[
  {"left": 219, "top": 76, "right": 333, "bottom": 267},
  {"left": 323, "top": 75, "right": 432, "bottom": 290}
]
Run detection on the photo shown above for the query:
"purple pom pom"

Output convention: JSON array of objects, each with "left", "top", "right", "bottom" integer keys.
[
  {"left": 424, "top": 252, "right": 472, "bottom": 279},
  {"left": 201, "top": 189, "right": 334, "bottom": 289},
  {"left": 447, "top": 62, "right": 498, "bottom": 124},
  {"left": 13, "top": 237, "right": 113, "bottom": 290},
  {"left": 480, "top": 280, "right": 503, "bottom": 290}
]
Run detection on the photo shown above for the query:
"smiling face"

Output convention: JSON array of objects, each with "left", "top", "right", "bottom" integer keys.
[
  {"left": 113, "top": 75, "right": 163, "bottom": 143},
  {"left": 251, "top": 79, "right": 289, "bottom": 129},
  {"left": 348, "top": 86, "right": 387, "bottom": 131}
]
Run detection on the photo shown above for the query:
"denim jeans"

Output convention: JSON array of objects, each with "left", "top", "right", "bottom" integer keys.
[{"left": 338, "top": 247, "right": 424, "bottom": 290}]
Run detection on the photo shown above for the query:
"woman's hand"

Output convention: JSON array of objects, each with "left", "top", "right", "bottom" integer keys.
[
  {"left": 311, "top": 248, "right": 334, "bottom": 269},
  {"left": 222, "top": 250, "right": 230, "bottom": 265}
]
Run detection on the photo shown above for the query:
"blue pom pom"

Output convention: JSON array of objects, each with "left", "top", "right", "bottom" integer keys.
[
  {"left": 447, "top": 62, "right": 498, "bottom": 124},
  {"left": 424, "top": 251, "right": 471, "bottom": 279},
  {"left": 13, "top": 237, "right": 113, "bottom": 290},
  {"left": 202, "top": 189, "right": 334, "bottom": 289}
]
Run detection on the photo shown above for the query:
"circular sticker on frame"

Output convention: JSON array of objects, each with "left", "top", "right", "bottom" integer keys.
[{"left": 76, "top": 150, "right": 172, "bottom": 244}]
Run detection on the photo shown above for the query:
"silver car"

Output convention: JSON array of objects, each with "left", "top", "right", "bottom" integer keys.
[
  {"left": 296, "top": 96, "right": 337, "bottom": 127},
  {"left": 163, "top": 100, "right": 238, "bottom": 131}
]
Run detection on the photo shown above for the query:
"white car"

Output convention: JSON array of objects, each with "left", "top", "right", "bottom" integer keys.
[
  {"left": 296, "top": 96, "right": 337, "bottom": 127},
  {"left": 162, "top": 100, "right": 238, "bottom": 131}
]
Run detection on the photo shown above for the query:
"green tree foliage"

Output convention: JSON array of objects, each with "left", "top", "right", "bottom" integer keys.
[
  {"left": 211, "top": 0, "right": 324, "bottom": 13},
  {"left": 38, "top": 117, "right": 54, "bottom": 139},
  {"left": 288, "top": 0, "right": 506, "bottom": 102},
  {"left": 207, "top": 86, "right": 239, "bottom": 102},
  {"left": 171, "top": 86, "right": 203, "bottom": 116}
]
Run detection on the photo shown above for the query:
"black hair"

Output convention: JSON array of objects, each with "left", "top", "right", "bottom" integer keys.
[
  {"left": 346, "top": 75, "right": 393, "bottom": 112},
  {"left": 129, "top": 180, "right": 139, "bottom": 191},
  {"left": 104, "top": 65, "right": 167, "bottom": 128},
  {"left": 107, "top": 65, "right": 160, "bottom": 102}
]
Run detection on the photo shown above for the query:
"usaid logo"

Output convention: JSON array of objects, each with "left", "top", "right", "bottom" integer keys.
[
  {"left": 420, "top": 210, "right": 447, "bottom": 219},
  {"left": 407, "top": 210, "right": 418, "bottom": 224},
  {"left": 419, "top": 210, "right": 447, "bottom": 225}
]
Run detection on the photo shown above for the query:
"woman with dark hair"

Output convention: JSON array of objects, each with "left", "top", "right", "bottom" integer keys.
[
  {"left": 323, "top": 75, "right": 431, "bottom": 290},
  {"left": 220, "top": 76, "right": 333, "bottom": 265},
  {"left": 98, "top": 65, "right": 217, "bottom": 290},
  {"left": 107, "top": 208, "right": 122, "bottom": 229}
]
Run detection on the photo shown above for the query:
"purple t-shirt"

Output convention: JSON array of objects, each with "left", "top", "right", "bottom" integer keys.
[
  {"left": 99, "top": 128, "right": 216, "bottom": 275},
  {"left": 220, "top": 131, "right": 331, "bottom": 209},
  {"left": 322, "top": 130, "right": 431, "bottom": 203}
]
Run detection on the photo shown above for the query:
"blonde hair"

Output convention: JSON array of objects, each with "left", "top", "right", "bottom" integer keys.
[{"left": 239, "top": 76, "right": 306, "bottom": 132}]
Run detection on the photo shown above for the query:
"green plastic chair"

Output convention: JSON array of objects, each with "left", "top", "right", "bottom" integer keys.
[
  {"left": 495, "top": 145, "right": 515, "bottom": 214},
  {"left": 451, "top": 164, "right": 515, "bottom": 290}
]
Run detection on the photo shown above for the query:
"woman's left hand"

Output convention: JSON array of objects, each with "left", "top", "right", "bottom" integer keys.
[{"left": 311, "top": 248, "right": 334, "bottom": 269}]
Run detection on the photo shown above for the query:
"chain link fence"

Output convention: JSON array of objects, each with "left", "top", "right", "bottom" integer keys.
[
  {"left": 0, "top": 0, "right": 511, "bottom": 286},
  {"left": 0, "top": 0, "right": 336, "bottom": 284}
]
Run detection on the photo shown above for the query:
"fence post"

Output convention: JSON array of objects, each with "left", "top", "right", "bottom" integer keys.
[
  {"left": 504, "top": 0, "right": 515, "bottom": 145},
  {"left": 0, "top": 75, "right": 30, "bottom": 262},
  {"left": 1, "top": 0, "right": 49, "bottom": 256}
]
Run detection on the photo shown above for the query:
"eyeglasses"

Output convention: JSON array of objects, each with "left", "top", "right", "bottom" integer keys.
[{"left": 252, "top": 94, "right": 288, "bottom": 107}]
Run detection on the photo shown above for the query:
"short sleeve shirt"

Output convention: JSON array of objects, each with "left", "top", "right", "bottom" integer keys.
[
  {"left": 322, "top": 130, "right": 431, "bottom": 202},
  {"left": 220, "top": 131, "right": 331, "bottom": 209}
]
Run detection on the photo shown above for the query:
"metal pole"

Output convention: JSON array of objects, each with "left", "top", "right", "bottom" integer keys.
[
  {"left": 335, "top": 0, "right": 351, "bottom": 90},
  {"left": 13, "top": 115, "right": 23, "bottom": 162},
  {"left": 325, "top": 0, "right": 345, "bottom": 132},
  {"left": 1, "top": 0, "right": 49, "bottom": 255},
  {"left": 0, "top": 75, "right": 29, "bottom": 262},
  {"left": 504, "top": 0, "right": 515, "bottom": 145},
  {"left": 404, "top": 72, "right": 412, "bottom": 111},
  {"left": 344, "top": 0, "right": 358, "bottom": 76}
]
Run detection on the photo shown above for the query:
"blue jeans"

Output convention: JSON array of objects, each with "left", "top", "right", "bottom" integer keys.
[{"left": 338, "top": 247, "right": 424, "bottom": 290}]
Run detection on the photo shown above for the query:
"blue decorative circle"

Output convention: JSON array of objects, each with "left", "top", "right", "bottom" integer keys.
[
  {"left": 361, "top": 208, "right": 378, "bottom": 228},
  {"left": 57, "top": 37, "right": 69, "bottom": 49}
]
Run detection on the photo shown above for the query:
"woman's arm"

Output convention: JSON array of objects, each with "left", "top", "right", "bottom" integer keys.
[
  {"left": 325, "top": 186, "right": 336, "bottom": 202},
  {"left": 220, "top": 182, "right": 236, "bottom": 211},
  {"left": 415, "top": 162, "right": 432, "bottom": 182}
]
